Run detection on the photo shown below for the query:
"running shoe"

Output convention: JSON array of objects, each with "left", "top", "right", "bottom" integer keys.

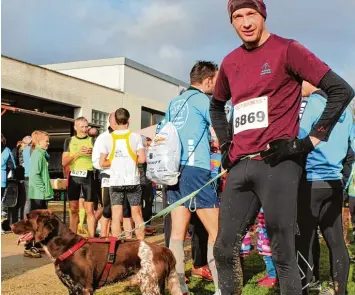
[
  {"left": 309, "top": 280, "right": 322, "bottom": 291},
  {"left": 256, "top": 275, "right": 269, "bottom": 283},
  {"left": 191, "top": 265, "right": 213, "bottom": 281},
  {"left": 258, "top": 277, "right": 277, "bottom": 288},
  {"left": 319, "top": 287, "right": 335, "bottom": 295},
  {"left": 78, "top": 224, "right": 88, "bottom": 235},
  {"left": 24, "top": 247, "right": 41, "bottom": 258},
  {"left": 146, "top": 225, "right": 157, "bottom": 233},
  {"left": 145, "top": 227, "right": 156, "bottom": 236}
]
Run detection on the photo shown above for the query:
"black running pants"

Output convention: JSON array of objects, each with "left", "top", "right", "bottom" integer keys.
[
  {"left": 214, "top": 158, "right": 302, "bottom": 295},
  {"left": 296, "top": 180, "right": 349, "bottom": 295}
]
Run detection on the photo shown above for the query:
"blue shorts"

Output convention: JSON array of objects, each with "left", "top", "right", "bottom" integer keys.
[{"left": 167, "top": 166, "right": 219, "bottom": 209}]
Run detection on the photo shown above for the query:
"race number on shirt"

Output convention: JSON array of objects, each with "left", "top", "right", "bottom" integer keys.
[
  {"left": 233, "top": 96, "right": 268, "bottom": 135},
  {"left": 101, "top": 177, "right": 110, "bottom": 188},
  {"left": 70, "top": 170, "right": 88, "bottom": 178}
]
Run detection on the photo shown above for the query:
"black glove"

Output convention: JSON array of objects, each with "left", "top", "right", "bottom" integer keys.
[
  {"left": 260, "top": 136, "right": 314, "bottom": 167},
  {"left": 221, "top": 142, "right": 232, "bottom": 170}
]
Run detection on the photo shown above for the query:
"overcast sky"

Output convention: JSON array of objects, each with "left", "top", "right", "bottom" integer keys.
[{"left": 2, "top": 0, "right": 354, "bottom": 86}]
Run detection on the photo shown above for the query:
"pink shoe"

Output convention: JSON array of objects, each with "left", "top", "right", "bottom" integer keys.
[
  {"left": 191, "top": 265, "right": 213, "bottom": 281},
  {"left": 256, "top": 275, "right": 269, "bottom": 283},
  {"left": 258, "top": 277, "right": 278, "bottom": 288}
]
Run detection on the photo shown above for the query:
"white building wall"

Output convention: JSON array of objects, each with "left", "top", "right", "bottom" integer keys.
[
  {"left": 123, "top": 66, "right": 180, "bottom": 105},
  {"left": 117, "top": 65, "right": 125, "bottom": 91},
  {"left": 51, "top": 64, "right": 182, "bottom": 104},
  {"left": 42, "top": 58, "right": 187, "bottom": 105},
  {"left": 1, "top": 57, "right": 166, "bottom": 131},
  {"left": 60, "top": 65, "right": 122, "bottom": 90}
]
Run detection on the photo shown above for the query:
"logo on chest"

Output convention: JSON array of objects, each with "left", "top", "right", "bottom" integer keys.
[
  {"left": 299, "top": 101, "right": 308, "bottom": 119},
  {"left": 115, "top": 149, "right": 125, "bottom": 158},
  {"left": 260, "top": 63, "right": 272, "bottom": 75}
]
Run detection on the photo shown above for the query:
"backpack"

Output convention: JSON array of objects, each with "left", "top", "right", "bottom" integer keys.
[
  {"left": 146, "top": 91, "right": 199, "bottom": 186},
  {"left": 146, "top": 122, "right": 181, "bottom": 186},
  {"left": 2, "top": 179, "right": 19, "bottom": 208}
]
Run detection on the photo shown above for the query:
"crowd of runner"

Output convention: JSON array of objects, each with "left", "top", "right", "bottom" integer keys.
[{"left": 2, "top": 0, "right": 355, "bottom": 294}]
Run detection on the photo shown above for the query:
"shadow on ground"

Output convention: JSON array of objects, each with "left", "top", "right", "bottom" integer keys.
[{"left": 1, "top": 253, "right": 52, "bottom": 281}]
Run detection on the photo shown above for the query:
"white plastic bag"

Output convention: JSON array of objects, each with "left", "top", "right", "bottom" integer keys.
[{"left": 146, "top": 122, "right": 181, "bottom": 186}]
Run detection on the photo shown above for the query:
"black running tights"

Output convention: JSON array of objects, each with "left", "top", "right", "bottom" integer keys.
[
  {"left": 296, "top": 180, "right": 349, "bottom": 295},
  {"left": 214, "top": 158, "right": 302, "bottom": 295}
]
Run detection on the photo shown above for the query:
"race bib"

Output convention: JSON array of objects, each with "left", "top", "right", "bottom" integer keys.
[
  {"left": 101, "top": 177, "right": 110, "bottom": 188},
  {"left": 70, "top": 170, "right": 88, "bottom": 178},
  {"left": 233, "top": 96, "right": 268, "bottom": 134}
]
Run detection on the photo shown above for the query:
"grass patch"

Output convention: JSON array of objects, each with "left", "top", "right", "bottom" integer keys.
[{"left": 95, "top": 242, "right": 355, "bottom": 295}]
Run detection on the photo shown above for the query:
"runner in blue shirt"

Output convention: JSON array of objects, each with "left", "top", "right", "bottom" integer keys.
[
  {"left": 165, "top": 91, "right": 212, "bottom": 171},
  {"left": 1, "top": 134, "right": 16, "bottom": 220},
  {"left": 162, "top": 61, "right": 220, "bottom": 294},
  {"left": 296, "top": 81, "right": 354, "bottom": 295}
]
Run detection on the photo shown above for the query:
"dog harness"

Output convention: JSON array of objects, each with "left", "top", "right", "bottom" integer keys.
[{"left": 56, "top": 237, "right": 120, "bottom": 288}]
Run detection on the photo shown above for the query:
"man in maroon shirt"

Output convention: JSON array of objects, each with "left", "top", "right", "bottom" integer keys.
[{"left": 210, "top": 1, "right": 355, "bottom": 295}]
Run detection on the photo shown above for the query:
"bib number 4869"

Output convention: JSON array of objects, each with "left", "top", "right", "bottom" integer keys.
[{"left": 233, "top": 96, "right": 269, "bottom": 135}]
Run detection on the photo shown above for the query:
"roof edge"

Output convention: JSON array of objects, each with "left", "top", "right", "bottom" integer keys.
[
  {"left": 40, "top": 56, "right": 189, "bottom": 88},
  {"left": 1, "top": 55, "right": 124, "bottom": 94}
]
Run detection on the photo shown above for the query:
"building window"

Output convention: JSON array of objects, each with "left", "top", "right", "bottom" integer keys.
[
  {"left": 92, "top": 110, "right": 109, "bottom": 133},
  {"left": 141, "top": 107, "right": 165, "bottom": 129}
]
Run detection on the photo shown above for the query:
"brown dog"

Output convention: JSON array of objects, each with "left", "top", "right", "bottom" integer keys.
[{"left": 11, "top": 210, "right": 182, "bottom": 295}]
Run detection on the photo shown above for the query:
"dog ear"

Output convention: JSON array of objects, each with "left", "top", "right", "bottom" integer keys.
[
  {"left": 27, "top": 210, "right": 54, "bottom": 230},
  {"left": 37, "top": 209, "right": 54, "bottom": 218},
  {"left": 34, "top": 216, "right": 54, "bottom": 243},
  {"left": 27, "top": 211, "right": 41, "bottom": 231}
]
